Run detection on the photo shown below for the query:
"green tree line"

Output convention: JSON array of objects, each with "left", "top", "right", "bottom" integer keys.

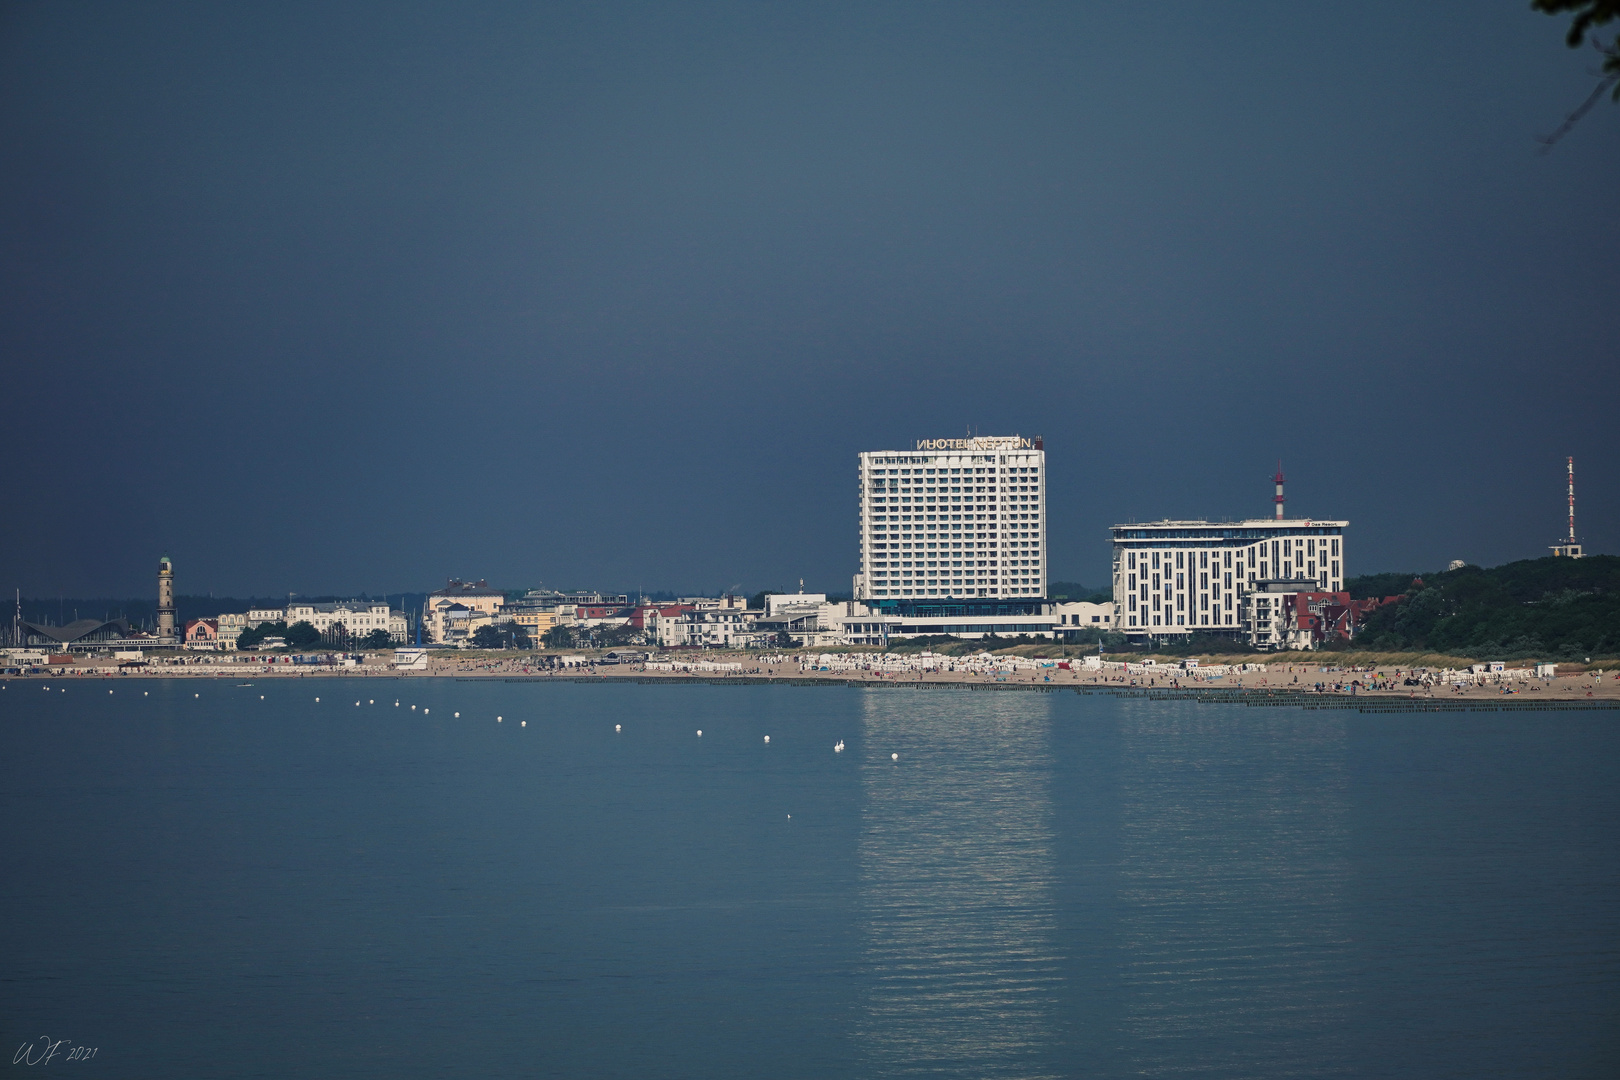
[
  {"left": 237, "top": 621, "right": 320, "bottom": 650},
  {"left": 1345, "top": 555, "right": 1620, "bottom": 660}
]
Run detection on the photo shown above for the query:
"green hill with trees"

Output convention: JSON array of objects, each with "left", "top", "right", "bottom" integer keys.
[
  {"left": 1344, "top": 570, "right": 1426, "bottom": 600},
  {"left": 1344, "top": 555, "right": 1620, "bottom": 661}
]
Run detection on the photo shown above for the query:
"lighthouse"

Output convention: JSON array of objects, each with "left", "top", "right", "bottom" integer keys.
[{"left": 157, "top": 555, "right": 177, "bottom": 645}]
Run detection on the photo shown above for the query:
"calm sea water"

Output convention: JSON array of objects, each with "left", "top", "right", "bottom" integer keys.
[{"left": 2, "top": 678, "right": 1616, "bottom": 1078}]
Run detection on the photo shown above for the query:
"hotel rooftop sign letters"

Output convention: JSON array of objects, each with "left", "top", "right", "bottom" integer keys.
[{"left": 915, "top": 436, "right": 1038, "bottom": 451}]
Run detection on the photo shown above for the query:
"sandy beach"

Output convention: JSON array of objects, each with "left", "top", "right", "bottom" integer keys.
[{"left": 9, "top": 650, "right": 1618, "bottom": 705}]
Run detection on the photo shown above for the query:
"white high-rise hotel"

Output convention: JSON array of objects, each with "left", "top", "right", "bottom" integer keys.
[{"left": 855, "top": 436, "right": 1046, "bottom": 600}]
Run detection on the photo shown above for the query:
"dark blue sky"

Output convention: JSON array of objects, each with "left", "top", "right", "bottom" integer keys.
[{"left": 2, "top": 1, "right": 1615, "bottom": 598}]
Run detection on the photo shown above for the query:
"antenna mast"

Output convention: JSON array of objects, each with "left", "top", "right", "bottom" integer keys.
[
  {"left": 1567, "top": 456, "right": 1576, "bottom": 544},
  {"left": 1273, "top": 461, "right": 1286, "bottom": 519},
  {"left": 1551, "top": 456, "right": 1583, "bottom": 558}
]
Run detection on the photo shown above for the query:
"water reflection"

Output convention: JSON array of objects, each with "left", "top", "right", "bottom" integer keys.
[
  {"left": 857, "top": 692, "right": 1061, "bottom": 1079},
  {"left": 1113, "top": 703, "right": 1352, "bottom": 1077}
]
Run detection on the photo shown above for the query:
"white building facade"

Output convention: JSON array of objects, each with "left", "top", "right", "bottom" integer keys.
[
  {"left": 855, "top": 435, "right": 1047, "bottom": 601},
  {"left": 667, "top": 608, "right": 769, "bottom": 649},
  {"left": 1111, "top": 518, "right": 1347, "bottom": 641},
  {"left": 283, "top": 601, "right": 409, "bottom": 643},
  {"left": 1053, "top": 601, "right": 1118, "bottom": 635}
]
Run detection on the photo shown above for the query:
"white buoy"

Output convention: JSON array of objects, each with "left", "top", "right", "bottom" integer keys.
[
  {"left": 787, "top": 814, "right": 791, "bottom": 819},
  {"left": 763, "top": 735, "right": 770, "bottom": 743},
  {"left": 260, "top": 695, "right": 264, "bottom": 699},
  {"left": 195, "top": 693, "right": 199, "bottom": 698},
  {"left": 892, "top": 752, "right": 899, "bottom": 761},
  {"left": 497, "top": 717, "right": 502, "bottom": 722},
  {"left": 411, "top": 705, "right": 416, "bottom": 710},
  {"left": 109, "top": 690, "right": 113, "bottom": 694},
  {"left": 315, "top": 697, "right": 320, "bottom": 702},
  {"left": 395, "top": 701, "right": 399, "bottom": 706},
  {"left": 144, "top": 691, "right": 148, "bottom": 696},
  {"left": 423, "top": 708, "right": 429, "bottom": 714},
  {"left": 454, "top": 712, "right": 460, "bottom": 718},
  {"left": 521, "top": 720, "right": 525, "bottom": 727},
  {"left": 696, "top": 729, "right": 703, "bottom": 737},
  {"left": 615, "top": 724, "right": 621, "bottom": 732},
  {"left": 369, "top": 699, "right": 374, "bottom": 704},
  {"left": 355, "top": 701, "right": 360, "bottom": 706}
]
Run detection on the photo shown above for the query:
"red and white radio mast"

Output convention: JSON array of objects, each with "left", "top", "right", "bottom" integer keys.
[
  {"left": 1551, "top": 456, "right": 1583, "bottom": 558},
  {"left": 1566, "top": 456, "right": 1576, "bottom": 545},
  {"left": 1273, "top": 461, "right": 1286, "bottom": 519}
]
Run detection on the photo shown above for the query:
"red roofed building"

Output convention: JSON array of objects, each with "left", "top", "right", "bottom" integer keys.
[
  {"left": 184, "top": 618, "right": 220, "bottom": 649},
  {"left": 626, "top": 603, "right": 693, "bottom": 631},
  {"left": 1259, "top": 591, "right": 1397, "bottom": 650}
]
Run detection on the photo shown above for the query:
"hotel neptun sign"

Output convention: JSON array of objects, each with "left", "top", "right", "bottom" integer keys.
[{"left": 914, "top": 436, "right": 1042, "bottom": 452}]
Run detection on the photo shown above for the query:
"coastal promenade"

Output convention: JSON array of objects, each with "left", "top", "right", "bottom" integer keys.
[{"left": 7, "top": 650, "right": 1618, "bottom": 706}]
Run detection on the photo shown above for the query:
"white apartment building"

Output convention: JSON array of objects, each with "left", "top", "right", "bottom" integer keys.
[
  {"left": 282, "top": 601, "right": 409, "bottom": 643},
  {"left": 666, "top": 607, "right": 769, "bottom": 649},
  {"left": 647, "top": 607, "right": 689, "bottom": 648},
  {"left": 855, "top": 435, "right": 1047, "bottom": 601},
  {"left": 1111, "top": 518, "right": 1347, "bottom": 641}
]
